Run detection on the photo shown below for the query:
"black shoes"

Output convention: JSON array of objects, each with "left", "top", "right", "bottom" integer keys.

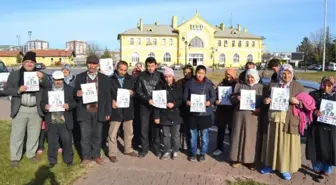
[
  {"left": 199, "top": 154, "right": 205, "bottom": 162},
  {"left": 138, "top": 151, "right": 148, "bottom": 158},
  {"left": 11, "top": 160, "right": 19, "bottom": 168},
  {"left": 188, "top": 155, "right": 197, "bottom": 162}
]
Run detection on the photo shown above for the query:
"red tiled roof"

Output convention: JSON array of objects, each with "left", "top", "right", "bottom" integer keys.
[
  {"left": 0, "top": 51, "right": 23, "bottom": 57},
  {"left": 30, "top": 49, "right": 74, "bottom": 57}
]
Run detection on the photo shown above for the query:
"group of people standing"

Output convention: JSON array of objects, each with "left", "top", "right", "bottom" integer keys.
[{"left": 5, "top": 52, "right": 335, "bottom": 182}]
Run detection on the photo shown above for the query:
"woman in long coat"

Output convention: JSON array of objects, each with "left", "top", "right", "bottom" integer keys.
[
  {"left": 261, "top": 64, "right": 305, "bottom": 180},
  {"left": 229, "top": 69, "right": 263, "bottom": 169},
  {"left": 306, "top": 77, "right": 336, "bottom": 180},
  {"left": 212, "top": 68, "right": 237, "bottom": 156}
]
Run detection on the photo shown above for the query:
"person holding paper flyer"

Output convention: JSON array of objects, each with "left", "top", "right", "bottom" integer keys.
[
  {"left": 108, "top": 61, "right": 137, "bottom": 163},
  {"left": 153, "top": 68, "right": 183, "bottom": 160},
  {"left": 74, "top": 56, "right": 111, "bottom": 166},
  {"left": 306, "top": 77, "right": 336, "bottom": 180},
  {"left": 183, "top": 65, "right": 216, "bottom": 162},
  {"left": 213, "top": 68, "right": 237, "bottom": 156},
  {"left": 135, "top": 57, "right": 164, "bottom": 158},
  {"left": 229, "top": 68, "right": 263, "bottom": 170},
  {"left": 177, "top": 64, "right": 194, "bottom": 152},
  {"left": 40, "top": 71, "right": 76, "bottom": 168},
  {"left": 4, "top": 51, "right": 50, "bottom": 168},
  {"left": 261, "top": 64, "right": 305, "bottom": 180}
]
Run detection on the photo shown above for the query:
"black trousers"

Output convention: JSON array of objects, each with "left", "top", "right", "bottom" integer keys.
[
  {"left": 162, "top": 124, "right": 181, "bottom": 153},
  {"left": 217, "top": 126, "right": 232, "bottom": 151},
  {"left": 72, "top": 110, "right": 81, "bottom": 143},
  {"left": 48, "top": 123, "right": 73, "bottom": 164},
  {"left": 132, "top": 99, "right": 141, "bottom": 147},
  {"left": 140, "top": 104, "right": 161, "bottom": 152},
  {"left": 38, "top": 129, "right": 47, "bottom": 150},
  {"left": 80, "top": 112, "right": 103, "bottom": 160}
]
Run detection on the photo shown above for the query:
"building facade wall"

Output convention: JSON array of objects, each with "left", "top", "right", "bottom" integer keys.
[
  {"left": 119, "top": 15, "right": 264, "bottom": 68},
  {"left": 0, "top": 57, "right": 17, "bottom": 66},
  {"left": 36, "top": 56, "right": 75, "bottom": 66}
]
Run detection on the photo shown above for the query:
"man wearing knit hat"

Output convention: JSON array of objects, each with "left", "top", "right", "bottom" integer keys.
[
  {"left": 4, "top": 51, "right": 50, "bottom": 168},
  {"left": 74, "top": 56, "right": 112, "bottom": 166}
]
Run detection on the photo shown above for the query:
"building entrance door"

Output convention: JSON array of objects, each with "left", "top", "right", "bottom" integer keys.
[{"left": 189, "top": 53, "right": 204, "bottom": 66}]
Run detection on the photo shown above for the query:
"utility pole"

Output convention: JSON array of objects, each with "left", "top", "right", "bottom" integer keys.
[
  {"left": 16, "top": 35, "right": 20, "bottom": 50},
  {"left": 322, "top": 0, "right": 327, "bottom": 71},
  {"left": 28, "top": 31, "right": 32, "bottom": 41}
]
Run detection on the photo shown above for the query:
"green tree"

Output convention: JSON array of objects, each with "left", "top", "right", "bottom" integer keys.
[
  {"left": 101, "top": 48, "right": 112, "bottom": 59},
  {"left": 16, "top": 54, "right": 23, "bottom": 64}
]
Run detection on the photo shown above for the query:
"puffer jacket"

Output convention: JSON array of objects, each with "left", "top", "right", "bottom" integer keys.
[{"left": 135, "top": 70, "right": 164, "bottom": 104}]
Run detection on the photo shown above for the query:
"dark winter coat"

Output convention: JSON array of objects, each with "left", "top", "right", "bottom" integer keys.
[
  {"left": 110, "top": 72, "right": 135, "bottom": 122},
  {"left": 153, "top": 82, "right": 183, "bottom": 126},
  {"left": 40, "top": 85, "right": 77, "bottom": 131},
  {"left": 215, "top": 79, "right": 237, "bottom": 128},
  {"left": 183, "top": 77, "right": 216, "bottom": 117},
  {"left": 306, "top": 90, "right": 336, "bottom": 165},
  {"left": 74, "top": 72, "right": 112, "bottom": 122},
  {"left": 135, "top": 70, "right": 164, "bottom": 105}
]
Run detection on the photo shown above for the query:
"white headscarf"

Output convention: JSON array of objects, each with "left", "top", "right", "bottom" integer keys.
[
  {"left": 246, "top": 69, "right": 260, "bottom": 86},
  {"left": 278, "top": 64, "right": 294, "bottom": 87}
]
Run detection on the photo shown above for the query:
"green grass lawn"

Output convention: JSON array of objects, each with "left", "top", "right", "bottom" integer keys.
[{"left": 0, "top": 120, "right": 86, "bottom": 185}]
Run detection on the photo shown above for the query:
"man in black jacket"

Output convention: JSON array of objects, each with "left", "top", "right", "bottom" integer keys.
[
  {"left": 74, "top": 56, "right": 111, "bottom": 166},
  {"left": 108, "top": 61, "right": 137, "bottom": 163},
  {"left": 135, "top": 57, "right": 164, "bottom": 158},
  {"left": 40, "top": 71, "right": 76, "bottom": 168}
]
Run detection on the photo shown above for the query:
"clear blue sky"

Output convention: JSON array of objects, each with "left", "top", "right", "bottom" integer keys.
[{"left": 0, "top": 0, "right": 335, "bottom": 52}]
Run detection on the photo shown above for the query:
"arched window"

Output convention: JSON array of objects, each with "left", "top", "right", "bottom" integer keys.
[
  {"left": 233, "top": 53, "right": 239, "bottom": 64},
  {"left": 132, "top": 52, "right": 139, "bottom": 63},
  {"left": 219, "top": 53, "right": 225, "bottom": 65},
  {"left": 190, "top": 37, "right": 204, "bottom": 48},
  {"left": 153, "top": 38, "right": 157, "bottom": 45},
  {"left": 163, "top": 52, "right": 171, "bottom": 63},
  {"left": 148, "top": 52, "right": 155, "bottom": 58},
  {"left": 246, "top": 41, "right": 249, "bottom": 47},
  {"left": 238, "top": 41, "right": 242, "bottom": 47},
  {"left": 247, "top": 54, "right": 253, "bottom": 62}
]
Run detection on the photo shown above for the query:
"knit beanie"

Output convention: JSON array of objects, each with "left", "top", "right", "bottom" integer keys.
[
  {"left": 23, "top": 51, "right": 36, "bottom": 62},
  {"left": 164, "top": 67, "right": 174, "bottom": 77}
]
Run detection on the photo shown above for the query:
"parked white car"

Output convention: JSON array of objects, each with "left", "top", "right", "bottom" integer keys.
[{"left": 328, "top": 63, "right": 336, "bottom": 71}]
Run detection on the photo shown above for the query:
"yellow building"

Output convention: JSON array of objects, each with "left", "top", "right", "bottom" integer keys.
[
  {"left": 118, "top": 12, "right": 265, "bottom": 68},
  {"left": 32, "top": 49, "right": 75, "bottom": 66},
  {"left": 0, "top": 51, "right": 23, "bottom": 66}
]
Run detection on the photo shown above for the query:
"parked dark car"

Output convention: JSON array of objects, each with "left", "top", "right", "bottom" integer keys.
[
  {"left": 36, "top": 63, "right": 46, "bottom": 71},
  {"left": 260, "top": 77, "right": 319, "bottom": 93}
]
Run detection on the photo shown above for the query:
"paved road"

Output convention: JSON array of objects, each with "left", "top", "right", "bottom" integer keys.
[{"left": 73, "top": 136, "right": 335, "bottom": 185}]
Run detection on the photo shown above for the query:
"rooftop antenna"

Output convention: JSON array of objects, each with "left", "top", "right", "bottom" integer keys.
[{"left": 230, "top": 13, "right": 233, "bottom": 27}]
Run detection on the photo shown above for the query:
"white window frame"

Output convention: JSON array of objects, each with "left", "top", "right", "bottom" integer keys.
[
  {"left": 163, "top": 52, "right": 171, "bottom": 63},
  {"left": 233, "top": 53, "right": 239, "bottom": 64},
  {"left": 132, "top": 52, "right": 140, "bottom": 63}
]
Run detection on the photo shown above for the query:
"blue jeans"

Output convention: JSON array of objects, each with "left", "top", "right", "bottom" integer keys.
[{"left": 189, "top": 128, "right": 209, "bottom": 155}]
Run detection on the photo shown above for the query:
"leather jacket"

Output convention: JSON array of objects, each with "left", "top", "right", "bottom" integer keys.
[{"left": 135, "top": 70, "right": 164, "bottom": 104}]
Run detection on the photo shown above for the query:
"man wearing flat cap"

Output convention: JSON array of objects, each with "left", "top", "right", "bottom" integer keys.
[
  {"left": 74, "top": 56, "right": 112, "bottom": 166},
  {"left": 4, "top": 51, "right": 50, "bottom": 168}
]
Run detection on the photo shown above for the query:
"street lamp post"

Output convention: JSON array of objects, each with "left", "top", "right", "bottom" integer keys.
[
  {"left": 211, "top": 47, "right": 218, "bottom": 72},
  {"left": 322, "top": 0, "right": 328, "bottom": 72},
  {"left": 16, "top": 35, "right": 20, "bottom": 50},
  {"left": 28, "top": 31, "right": 32, "bottom": 41}
]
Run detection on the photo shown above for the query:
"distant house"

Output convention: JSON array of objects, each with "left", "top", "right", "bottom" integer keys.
[
  {"left": 0, "top": 51, "right": 24, "bottom": 66},
  {"left": 32, "top": 49, "right": 76, "bottom": 66}
]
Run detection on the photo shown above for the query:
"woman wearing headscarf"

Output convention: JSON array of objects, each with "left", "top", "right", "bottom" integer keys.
[
  {"left": 261, "top": 64, "right": 305, "bottom": 180},
  {"left": 229, "top": 69, "right": 263, "bottom": 169},
  {"left": 62, "top": 64, "right": 76, "bottom": 88},
  {"left": 212, "top": 68, "right": 237, "bottom": 156},
  {"left": 306, "top": 77, "right": 336, "bottom": 181}
]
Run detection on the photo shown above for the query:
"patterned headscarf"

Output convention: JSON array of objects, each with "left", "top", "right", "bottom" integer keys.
[
  {"left": 278, "top": 64, "right": 294, "bottom": 87},
  {"left": 246, "top": 69, "right": 260, "bottom": 86}
]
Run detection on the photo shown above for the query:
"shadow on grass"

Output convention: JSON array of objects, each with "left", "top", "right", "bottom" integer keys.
[{"left": 24, "top": 165, "right": 59, "bottom": 185}]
